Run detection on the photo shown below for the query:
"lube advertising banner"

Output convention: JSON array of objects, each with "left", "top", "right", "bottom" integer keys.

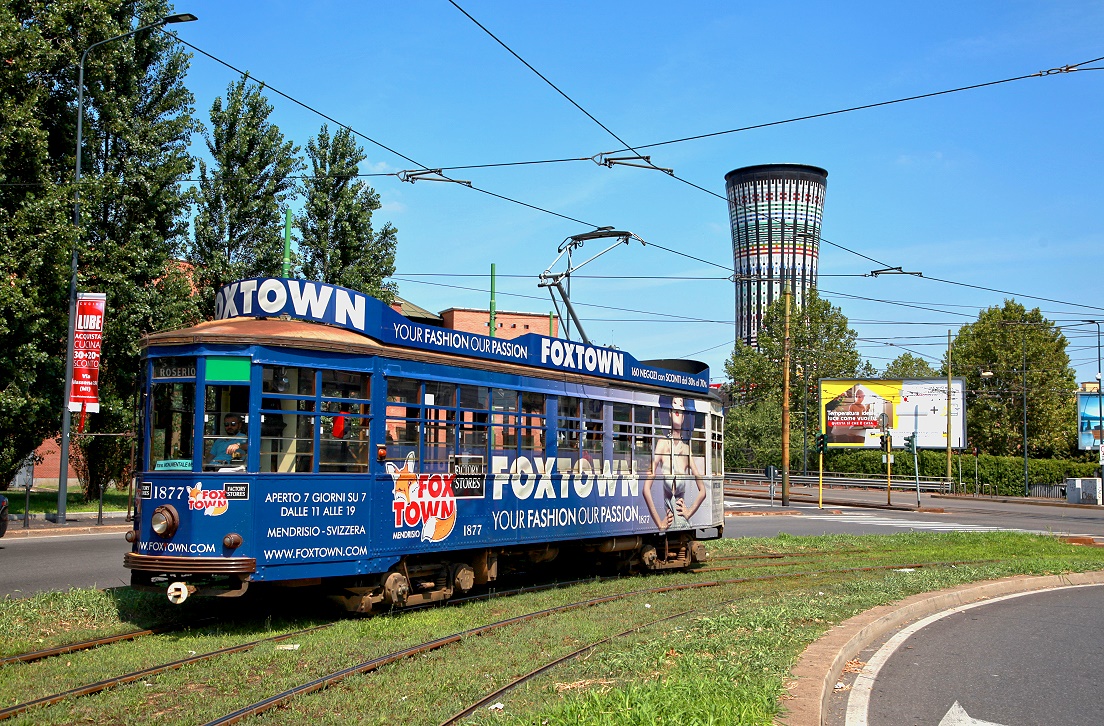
[{"left": 820, "top": 378, "right": 966, "bottom": 449}]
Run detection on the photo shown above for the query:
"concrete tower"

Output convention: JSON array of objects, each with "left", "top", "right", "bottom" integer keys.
[{"left": 724, "top": 164, "right": 828, "bottom": 349}]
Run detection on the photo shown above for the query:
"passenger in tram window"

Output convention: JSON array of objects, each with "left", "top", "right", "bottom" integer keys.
[
  {"left": 642, "top": 397, "right": 706, "bottom": 531},
  {"left": 207, "top": 414, "right": 247, "bottom": 468}
]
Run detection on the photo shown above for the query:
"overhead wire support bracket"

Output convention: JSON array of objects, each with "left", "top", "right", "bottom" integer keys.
[
  {"left": 869, "top": 266, "right": 923, "bottom": 277},
  {"left": 591, "top": 152, "right": 674, "bottom": 175},
  {"left": 538, "top": 228, "right": 645, "bottom": 346},
  {"left": 396, "top": 169, "right": 472, "bottom": 186}
]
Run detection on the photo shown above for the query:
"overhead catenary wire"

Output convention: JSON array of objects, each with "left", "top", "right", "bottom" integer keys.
[
  {"left": 161, "top": 29, "right": 601, "bottom": 229},
  {"left": 155, "top": 26, "right": 1104, "bottom": 375}
]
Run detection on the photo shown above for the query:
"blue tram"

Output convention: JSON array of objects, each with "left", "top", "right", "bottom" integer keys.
[{"left": 125, "top": 278, "right": 724, "bottom": 611}]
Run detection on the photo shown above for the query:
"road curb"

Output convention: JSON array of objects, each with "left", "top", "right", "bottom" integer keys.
[
  {"left": 780, "top": 569, "right": 1104, "bottom": 726},
  {"left": 3, "top": 524, "right": 132, "bottom": 539}
]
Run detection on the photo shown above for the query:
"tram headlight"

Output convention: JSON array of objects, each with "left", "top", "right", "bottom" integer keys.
[{"left": 151, "top": 505, "right": 179, "bottom": 539}]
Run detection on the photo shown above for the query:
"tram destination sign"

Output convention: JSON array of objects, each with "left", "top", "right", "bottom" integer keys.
[{"left": 215, "top": 278, "right": 710, "bottom": 394}]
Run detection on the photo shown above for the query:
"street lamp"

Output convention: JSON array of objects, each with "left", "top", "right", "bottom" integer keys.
[
  {"left": 1082, "top": 321, "right": 1103, "bottom": 471},
  {"left": 56, "top": 12, "right": 197, "bottom": 522}
]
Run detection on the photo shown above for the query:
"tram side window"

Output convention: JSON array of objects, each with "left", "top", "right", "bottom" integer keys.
[
  {"left": 259, "top": 365, "right": 317, "bottom": 473},
  {"left": 519, "top": 392, "right": 545, "bottom": 459},
  {"left": 612, "top": 403, "right": 632, "bottom": 472},
  {"left": 386, "top": 377, "right": 421, "bottom": 465},
  {"left": 633, "top": 405, "right": 655, "bottom": 475},
  {"left": 582, "top": 399, "right": 605, "bottom": 462},
  {"left": 424, "top": 381, "right": 457, "bottom": 473},
  {"left": 557, "top": 397, "right": 582, "bottom": 469},
  {"left": 491, "top": 388, "right": 518, "bottom": 453},
  {"left": 203, "top": 384, "right": 251, "bottom": 471},
  {"left": 690, "top": 410, "right": 707, "bottom": 458},
  {"left": 263, "top": 366, "right": 318, "bottom": 396},
  {"left": 458, "top": 384, "right": 489, "bottom": 462},
  {"left": 320, "top": 370, "right": 371, "bottom": 473},
  {"left": 150, "top": 382, "right": 195, "bottom": 470},
  {"left": 711, "top": 412, "right": 725, "bottom": 477}
]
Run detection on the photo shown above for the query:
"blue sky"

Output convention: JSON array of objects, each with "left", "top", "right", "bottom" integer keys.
[{"left": 167, "top": 1, "right": 1104, "bottom": 385}]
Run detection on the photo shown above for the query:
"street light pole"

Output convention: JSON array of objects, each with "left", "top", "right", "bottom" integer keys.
[
  {"left": 56, "top": 13, "right": 197, "bottom": 523},
  {"left": 1082, "top": 320, "right": 1103, "bottom": 471}
]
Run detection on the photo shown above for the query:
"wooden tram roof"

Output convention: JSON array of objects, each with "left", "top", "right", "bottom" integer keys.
[{"left": 144, "top": 318, "right": 720, "bottom": 402}]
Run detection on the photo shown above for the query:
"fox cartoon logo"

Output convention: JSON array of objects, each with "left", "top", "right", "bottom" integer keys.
[
  {"left": 188, "top": 483, "right": 228, "bottom": 516},
  {"left": 387, "top": 452, "right": 456, "bottom": 542}
]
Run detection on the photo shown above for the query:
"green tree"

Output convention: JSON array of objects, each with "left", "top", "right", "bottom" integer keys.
[
  {"left": 76, "top": 1, "right": 200, "bottom": 499},
  {"left": 724, "top": 289, "right": 870, "bottom": 470},
  {"left": 0, "top": 1, "right": 197, "bottom": 492},
  {"left": 189, "top": 77, "right": 303, "bottom": 316},
  {"left": 948, "top": 300, "right": 1077, "bottom": 458},
  {"left": 296, "top": 124, "right": 397, "bottom": 301},
  {"left": 882, "top": 352, "right": 938, "bottom": 379},
  {"left": 0, "top": 3, "right": 72, "bottom": 489}
]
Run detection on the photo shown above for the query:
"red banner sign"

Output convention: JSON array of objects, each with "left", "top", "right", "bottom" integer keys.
[{"left": 68, "top": 292, "right": 106, "bottom": 413}]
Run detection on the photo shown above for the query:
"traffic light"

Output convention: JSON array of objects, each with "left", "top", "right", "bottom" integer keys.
[
  {"left": 880, "top": 433, "right": 889, "bottom": 451},
  {"left": 904, "top": 433, "right": 917, "bottom": 454},
  {"left": 815, "top": 433, "right": 827, "bottom": 454}
]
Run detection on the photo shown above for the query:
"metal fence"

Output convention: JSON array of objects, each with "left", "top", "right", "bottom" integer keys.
[{"left": 1029, "top": 483, "right": 1066, "bottom": 499}]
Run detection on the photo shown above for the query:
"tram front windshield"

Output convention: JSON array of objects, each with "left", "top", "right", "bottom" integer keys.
[{"left": 203, "top": 384, "right": 249, "bottom": 471}]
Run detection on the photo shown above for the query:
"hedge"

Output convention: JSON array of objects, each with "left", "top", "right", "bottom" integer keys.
[{"left": 816, "top": 450, "right": 1099, "bottom": 497}]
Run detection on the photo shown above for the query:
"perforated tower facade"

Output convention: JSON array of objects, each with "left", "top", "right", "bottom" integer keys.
[{"left": 724, "top": 164, "right": 828, "bottom": 349}]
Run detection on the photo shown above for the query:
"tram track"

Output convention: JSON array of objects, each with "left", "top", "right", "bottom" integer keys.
[
  {"left": 0, "top": 572, "right": 685, "bottom": 720},
  {"left": 1, "top": 558, "right": 999, "bottom": 722},
  {"left": 199, "top": 560, "right": 994, "bottom": 726},
  {"left": 0, "top": 618, "right": 214, "bottom": 667}
]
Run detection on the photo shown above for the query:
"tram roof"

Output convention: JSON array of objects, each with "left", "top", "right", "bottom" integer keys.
[
  {"left": 144, "top": 278, "right": 713, "bottom": 397},
  {"left": 144, "top": 317, "right": 720, "bottom": 401}
]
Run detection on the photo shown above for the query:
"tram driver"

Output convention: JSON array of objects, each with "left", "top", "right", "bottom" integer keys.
[{"left": 206, "top": 414, "right": 247, "bottom": 469}]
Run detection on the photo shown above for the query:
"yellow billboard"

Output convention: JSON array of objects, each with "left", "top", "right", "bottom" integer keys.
[{"left": 819, "top": 378, "right": 966, "bottom": 449}]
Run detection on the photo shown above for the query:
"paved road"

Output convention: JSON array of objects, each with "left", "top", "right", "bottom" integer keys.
[
  {"left": 723, "top": 486, "right": 1104, "bottom": 540},
  {"left": 833, "top": 584, "right": 1104, "bottom": 726},
  {"left": 0, "top": 531, "right": 131, "bottom": 598}
]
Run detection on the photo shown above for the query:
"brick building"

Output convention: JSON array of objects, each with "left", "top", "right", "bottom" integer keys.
[{"left": 440, "top": 307, "right": 559, "bottom": 339}]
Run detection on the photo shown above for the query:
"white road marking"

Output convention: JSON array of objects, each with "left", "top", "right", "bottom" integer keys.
[
  {"left": 938, "top": 701, "right": 1007, "bottom": 725},
  {"left": 844, "top": 584, "right": 1104, "bottom": 726},
  {"left": 801, "top": 513, "right": 1013, "bottom": 532}
]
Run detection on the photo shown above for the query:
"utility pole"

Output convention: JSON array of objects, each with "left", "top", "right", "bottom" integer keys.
[
  {"left": 1022, "top": 329, "right": 1029, "bottom": 496},
  {"left": 781, "top": 283, "right": 792, "bottom": 506},
  {"left": 282, "top": 209, "right": 292, "bottom": 277},
  {"left": 489, "top": 262, "right": 496, "bottom": 338}
]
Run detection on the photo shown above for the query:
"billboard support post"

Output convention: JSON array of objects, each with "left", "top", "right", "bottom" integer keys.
[
  {"left": 780, "top": 284, "right": 792, "bottom": 506},
  {"left": 913, "top": 430, "right": 921, "bottom": 508},
  {"left": 885, "top": 431, "right": 892, "bottom": 505},
  {"left": 816, "top": 430, "right": 825, "bottom": 509},
  {"left": 946, "top": 331, "right": 953, "bottom": 484}
]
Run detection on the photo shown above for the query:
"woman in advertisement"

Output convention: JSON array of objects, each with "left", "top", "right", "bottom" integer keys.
[{"left": 642, "top": 396, "right": 706, "bottom": 531}]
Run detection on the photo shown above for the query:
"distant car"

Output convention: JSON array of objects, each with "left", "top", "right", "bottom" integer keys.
[{"left": 0, "top": 494, "right": 7, "bottom": 538}]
